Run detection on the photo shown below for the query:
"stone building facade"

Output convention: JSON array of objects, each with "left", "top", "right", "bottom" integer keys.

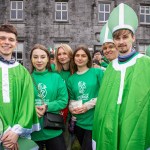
[{"left": 0, "top": 0, "right": 150, "bottom": 68}]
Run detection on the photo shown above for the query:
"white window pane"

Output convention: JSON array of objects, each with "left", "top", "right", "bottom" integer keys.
[
  {"left": 99, "top": 13, "right": 104, "bottom": 21},
  {"left": 100, "top": 4, "right": 104, "bottom": 11},
  {"left": 57, "top": 4, "right": 61, "bottom": 10},
  {"left": 14, "top": 43, "right": 23, "bottom": 52},
  {"left": 105, "top": 13, "right": 109, "bottom": 21},
  {"left": 62, "top": 5, "right": 67, "bottom": 10},
  {"left": 11, "top": 2, "right": 16, "bottom": 9},
  {"left": 18, "top": 43, "right": 23, "bottom": 50},
  {"left": 13, "top": 43, "right": 23, "bottom": 64},
  {"left": 62, "top": 11, "right": 67, "bottom": 20},
  {"left": 140, "top": 7, "right": 144, "bottom": 13},
  {"left": 17, "top": 10, "right": 23, "bottom": 19},
  {"left": 17, "top": 52, "right": 22, "bottom": 59},
  {"left": 146, "top": 15, "right": 150, "bottom": 23},
  {"left": 17, "top": 2, "right": 23, "bottom": 9},
  {"left": 11, "top": 10, "right": 16, "bottom": 19},
  {"left": 141, "top": 9, "right": 144, "bottom": 13},
  {"left": 139, "top": 45, "right": 144, "bottom": 50},
  {"left": 55, "top": 2, "right": 68, "bottom": 21},
  {"left": 56, "top": 11, "right": 61, "bottom": 20},
  {"left": 105, "top": 5, "right": 110, "bottom": 12},
  {"left": 146, "top": 9, "right": 150, "bottom": 14},
  {"left": 140, "top": 15, "right": 144, "bottom": 22}
]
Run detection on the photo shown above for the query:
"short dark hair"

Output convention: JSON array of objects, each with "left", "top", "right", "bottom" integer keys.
[{"left": 0, "top": 24, "right": 18, "bottom": 38}]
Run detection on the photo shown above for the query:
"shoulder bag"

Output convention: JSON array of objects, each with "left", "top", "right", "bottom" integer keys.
[{"left": 32, "top": 76, "right": 64, "bottom": 130}]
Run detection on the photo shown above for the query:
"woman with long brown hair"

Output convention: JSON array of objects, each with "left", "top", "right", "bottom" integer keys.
[{"left": 67, "top": 44, "right": 104, "bottom": 150}]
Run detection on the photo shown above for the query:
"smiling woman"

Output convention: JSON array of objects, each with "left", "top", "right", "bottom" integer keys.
[
  {"left": 30, "top": 44, "right": 68, "bottom": 150},
  {"left": 67, "top": 44, "right": 104, "bottom": 150},
  {"left": 30, "top": 44, "right": 51, "bottom": 73}
]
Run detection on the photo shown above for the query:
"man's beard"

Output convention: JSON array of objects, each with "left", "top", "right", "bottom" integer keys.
[{"left": 118, "top": 45, "right": 128, "bottom": 54}]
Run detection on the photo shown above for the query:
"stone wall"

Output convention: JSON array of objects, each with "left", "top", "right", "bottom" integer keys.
[{"left": 0, "top": 0, "right": 150, "bottom": 68}]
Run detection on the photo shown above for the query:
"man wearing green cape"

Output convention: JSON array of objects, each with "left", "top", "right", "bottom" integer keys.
[
  {"left": 93, "top": 3, "right": 150, "bottom": 150},
  {"left": 0, "top": 24, "right": 40, "bottom": 149}
]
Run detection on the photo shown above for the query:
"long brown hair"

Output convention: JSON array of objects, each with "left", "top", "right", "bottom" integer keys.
[
  {"left": 30, "top": 43, "right": 51, "bottom": 73},
  {"left": 73, "top": 44, "right": 92, "bottom": 72},
  {"left": 55, "top": 44, "right": 74, "bottom": 74}
]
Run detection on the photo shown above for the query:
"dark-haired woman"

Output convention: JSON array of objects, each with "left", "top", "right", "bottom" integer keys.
[{"left": 67, "top": 44, "right": 104, "bottom": 150}]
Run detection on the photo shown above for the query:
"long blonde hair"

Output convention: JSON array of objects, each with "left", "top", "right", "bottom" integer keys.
[{"left": 55, "top": 44, "right": 74, "bottom": 74}]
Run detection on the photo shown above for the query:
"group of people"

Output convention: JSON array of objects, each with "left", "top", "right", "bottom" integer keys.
[
  {"left": 0, "top": 2, "right": 150, "bottom": 150},
  {"left": 93, "top": 3, "right": 150, "bottom": 150},
  {"left": 0, "top": 23, "right": 104, "bottom": 150}
]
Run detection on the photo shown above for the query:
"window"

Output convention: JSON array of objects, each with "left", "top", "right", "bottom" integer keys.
[
  {"left": 10, "top": 1, "right": 23, "bottom": 20},
  {"left": 53, "top": 41, "right": 69, "bottom": 49},
  {"left": 98, "top": 3, "right": 110, "bottom": 23},
  {"left": 55, "top": 2, "right": 68, "bottom": 21},
  {"left": 12, "top": 42, "right": 24, "bottom": 64},
  {"left": 138, "top": 44, "right": 149, "bottom": 54},
  {"left": 94, "top": 45, "right": 102, "bottom": 51},
  {"left": 140, "top": 5, "right": 150, "bottom": 24}
]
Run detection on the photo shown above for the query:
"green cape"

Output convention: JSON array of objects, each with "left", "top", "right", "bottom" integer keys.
[{"left": 93, "top": 54, "right": 150, "bottom": 150}]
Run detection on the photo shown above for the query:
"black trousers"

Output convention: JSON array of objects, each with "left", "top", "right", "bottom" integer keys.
[
  {"left": 75, "top": 125, "right": 92, "bottom": 150},
  {"left": 36, "top": 133, "right": 66, "bottom": 150}
]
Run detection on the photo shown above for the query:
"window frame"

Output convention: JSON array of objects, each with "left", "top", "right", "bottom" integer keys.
[
  {"left": 12, "top": 42, "right": 24, "bottom": 64},
  {"left": 10, "top": 1, "right": 24, "bottom": 21},
  {"left": 55, "top": 2, "right": 68, "bottom": 22},
  {"left": 98, "top": 3, "right": 110, "bottom": 23},
  {"left": 140, "top": 5, "right": 150, "bottom": 25},
  {"left": 138, "top": 43, "right": 149, "bottom": 54}
]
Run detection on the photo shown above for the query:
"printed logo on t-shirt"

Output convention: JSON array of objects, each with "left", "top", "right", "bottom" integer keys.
[
  {"left": 78, "top": 81, "right": 86, "bottom": 94},
  {"left": 78, "top": 81, "right": 89, "bottom": 102},
  {"left": 37, "top": 83, "right": 47, "bottom": 99}
]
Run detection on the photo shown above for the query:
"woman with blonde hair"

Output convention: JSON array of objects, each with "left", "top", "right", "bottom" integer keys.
[
  {"left": 54, "top": 43, "right": 75, "bottom": 149},
  {"left": 55, "top": 44, "right": 74, "bottom": 81}
]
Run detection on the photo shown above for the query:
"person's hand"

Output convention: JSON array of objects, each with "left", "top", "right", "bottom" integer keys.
[
  {"left": 36, "top": 104, "right": 47, "bottom": 118},
  {"left": 1, "top": 130, "right": 19, "bottom": 150},
  {"left": 93, "top": 63, "right": 101, "bottom": 68},
  {"left": 71, "top": 105, "right": 88, "bottom": 114}
]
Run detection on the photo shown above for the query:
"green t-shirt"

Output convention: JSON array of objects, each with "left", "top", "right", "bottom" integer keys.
[
  {"left": 50, "top": 64, "right": 71, "bottom": 82},
  {"left": 31, "top": 69, "right": 68, "bottom": 141},
  {"left": 67, "top": 68, "right": 104, "bottom": 130},
  {"left": 59, "top": 70, "right": 71, "bottom": 83}
]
